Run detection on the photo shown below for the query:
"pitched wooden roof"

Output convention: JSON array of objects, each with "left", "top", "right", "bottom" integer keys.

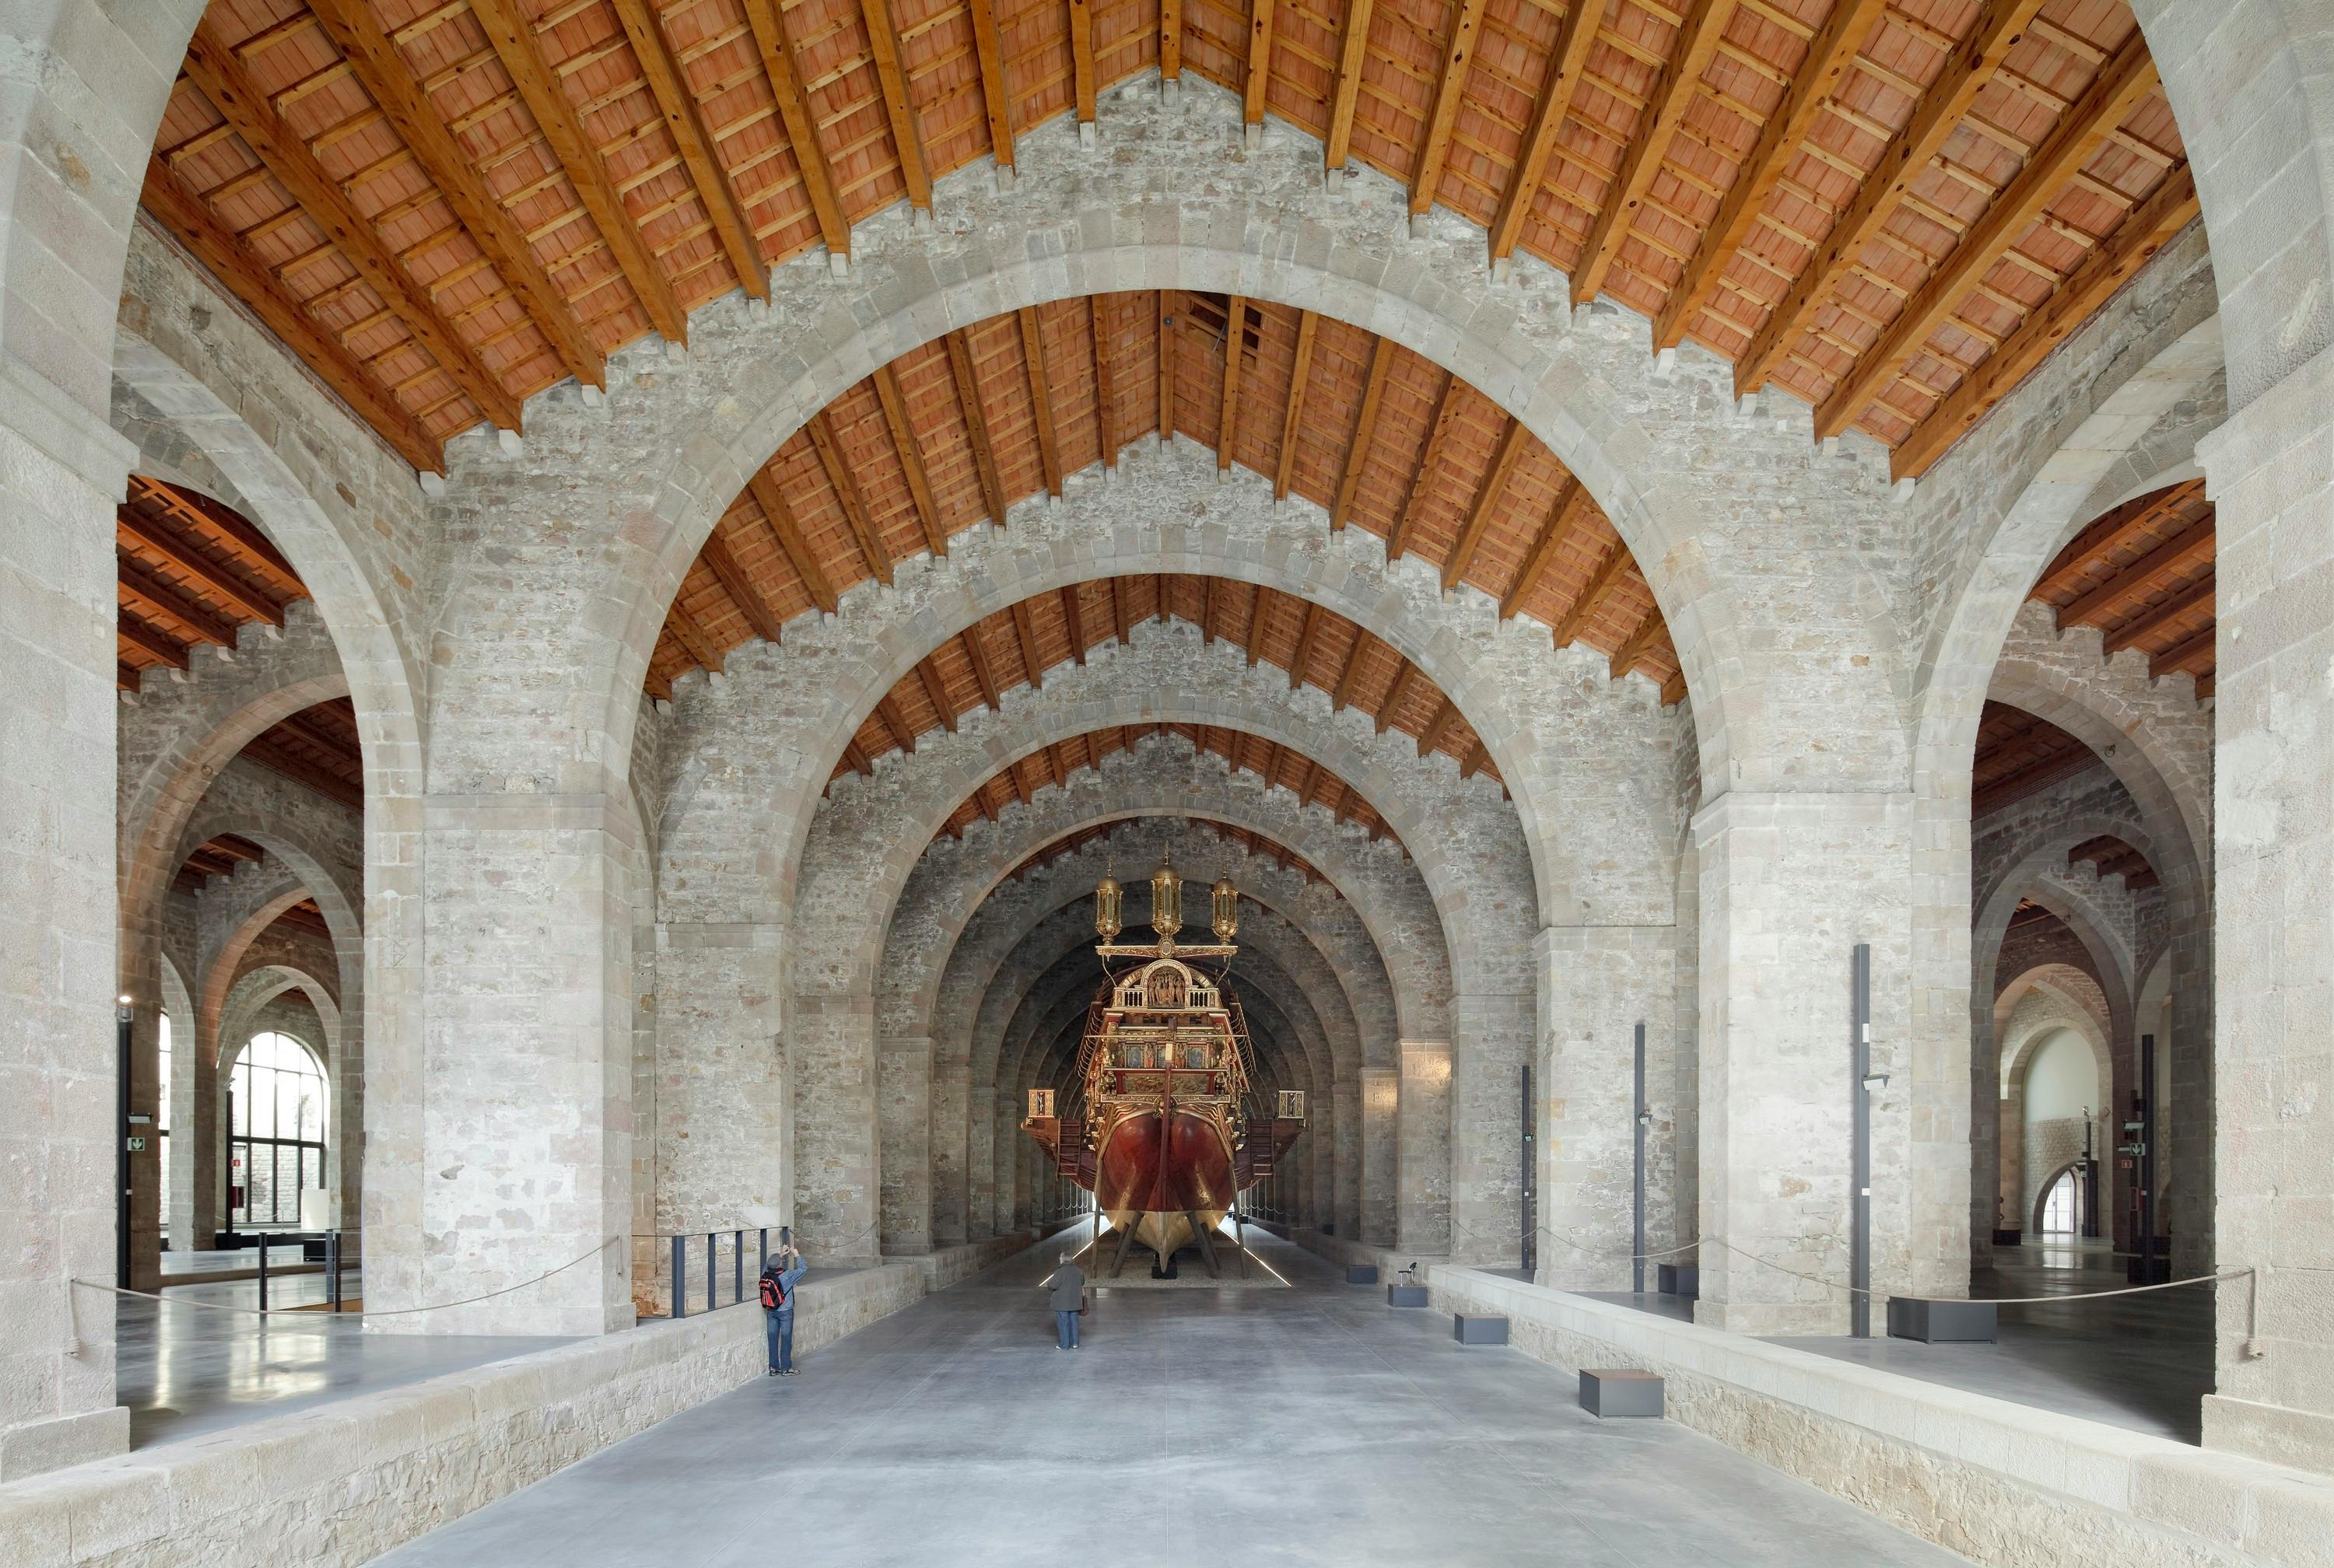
[
  {"left": 1003, "top": 814, "right": 1333, "bottom": 884},
  {"left": 940, "top": 722, "right": 1402, "bottom": 848},
  {"left": 147, "top": 0, "right": 2192, "bottom": 483},
  {"left": 2030, "top": 475, "right": 2212, "bottom": 699},
  {"left": 117, "top": 474, "right": 310, "bottom": 689},
  {"left": 658, "top": 291, "right": 1683, "bottom": 705}
]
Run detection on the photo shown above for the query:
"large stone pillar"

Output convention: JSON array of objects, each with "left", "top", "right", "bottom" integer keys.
[
  {"left": 878, "top": 1036, "right": 932, "bottom": 1254},
  {"left": 1537, "top": 925, "right": 1676, "bottom": 1290},
  {"left": 1451, "top": 992, "right": 1533, "bottom": 1264},
  {"left": 377, "top": 793, "right": 636, "bottom": 1335},
  {"left": 968, "top": 1080, "right": 995, "bottom": 1235},
  {"left": 1398, "top": 1041, "right": 1452, "bottom": 1252},
  {"left": 653, "top": 923, "right": 786, "bottom": 1242},
  {"left": 1333, "top": 1080, "right": 1361, "bottom": 1240},
  {"left": 930, "top": 1037, "right": 969, "bottom": 1246},
  {"left": 1361, "top": 1067, "right": 1398, "bottom": 1245},
  {"left": 2198, "top": 341, "right": 2334, "bottom": 1471},
  {"left": 0, "top": 373, "right": 138, "bottom": 1479},
  {"left": 787, "top": 990, "right": 881, "bottom": 1265},
  {"left": 1694, "top": 790, "right": 1918, "bottom": 1335}
]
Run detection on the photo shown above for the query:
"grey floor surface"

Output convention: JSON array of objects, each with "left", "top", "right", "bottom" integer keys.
[
  {"left": 121, "top": 1254, "right": 569, "bottom": 1447},
  {"left": 1772, "top": 1239, "right": 2212, "bottom": 1443},
  {"left": 371, "top": 1231, "right": 1969, "bottom": 1568}
]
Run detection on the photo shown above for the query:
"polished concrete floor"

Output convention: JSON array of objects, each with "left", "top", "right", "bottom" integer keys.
[
  {"left": 373, "top": 1232, "right": 1966, "bottom": 1568},
  {"left": 1774, "top": 1239, "right": 2213, "bottom": 1442}
]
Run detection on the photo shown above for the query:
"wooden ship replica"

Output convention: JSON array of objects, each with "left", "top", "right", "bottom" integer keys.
[{"left": 1022, "top": 856, "right": 1306, "bottom": 1276}]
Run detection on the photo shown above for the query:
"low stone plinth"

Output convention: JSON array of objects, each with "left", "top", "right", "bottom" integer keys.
[
  {"left": 1579, "top": 1368, "right": 1663, "bottom": 1418},
  {"left": 1386, "top": 1283, "right": 1428, "bottom": 1307}
]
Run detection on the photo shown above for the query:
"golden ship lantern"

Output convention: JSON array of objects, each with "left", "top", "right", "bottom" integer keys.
[
  {"left": 1150, "top": 856, "right": 1182, "bottom": 940},
  {"left": 1094, "top": 870, "right": 1123, "bottom": 940},
  {"left": 1211, "top": 877, "right": 1239, "bottom": 940}
]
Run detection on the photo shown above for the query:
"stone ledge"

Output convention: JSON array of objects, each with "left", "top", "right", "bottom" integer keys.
[
  {"left": 0, "top": 1258, "right": 944, "bottom": 1567},
  {"left": 1428, "top": 1265, "right": 2334, "bottom": 1568},
  {"left": 1255, "top": 1219, "right": 1445, "bottom": 1279},
  {"left": 892, "top": 1220, "right": 1080, "bottom": 1293}
]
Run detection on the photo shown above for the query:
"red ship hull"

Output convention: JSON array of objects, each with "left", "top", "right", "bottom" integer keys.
[{"left": 1094, "top": 1108, "right": 1236, "bottom": 1216}]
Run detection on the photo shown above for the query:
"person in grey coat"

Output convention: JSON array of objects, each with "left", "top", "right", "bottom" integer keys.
[{"left": 1042, "top": 1253, "right": 1086, "bottom": 1349}]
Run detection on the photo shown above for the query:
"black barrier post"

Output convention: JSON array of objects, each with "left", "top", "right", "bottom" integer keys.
[
  {"left": 671, "top": 1235, "right": 686, "bottom": 1320},
  {"left": 1851, "top": 943, "right": 1873, "bottom": 1339},
  {"left": 1633, "top": 1023, "right": 1647, "bottom": 1296},
  {"left": 327, "top": 1230, "right": 341, "bottom": 1311},
  {"left": 257, "top": 1237, "right": 269, "bottom": 1313}
]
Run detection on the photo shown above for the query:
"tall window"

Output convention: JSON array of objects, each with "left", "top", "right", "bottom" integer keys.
[
  {"left": 229, "top": 1031, "right": 327, "bottom": 1229},
  {"left": 2041, "top": 1168, "right": 2082, "bottom": 1235},
  {"left": 156, "top": 1013, "right": 172, "bottom": 1237}
]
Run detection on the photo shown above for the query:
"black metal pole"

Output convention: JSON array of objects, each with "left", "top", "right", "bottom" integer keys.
[
  {"left": 1851, "top": 943, "right": 1872, "bottom": 1339},
  {"left": 2133, "top": 1033, "right": 2159, "bottom": 1283},
  {"left": 1633, "top": 1022, "right": 1647, "bottom": 1296},
  {"left": 117, "top": 999, "right": 133, "bottom": 1290},
  {"left": 671, "top": 1234, "right": 685, "bottom": 1320},
  {"left": 327, "top": 1230, "right": 341, "bottom": 1311},
  {"left": 1519, "top": 1064, "right": 1534, "bottom": 1275},
  {"left": 256, "top": 1234, "right": 269, "bottom": 1313}
]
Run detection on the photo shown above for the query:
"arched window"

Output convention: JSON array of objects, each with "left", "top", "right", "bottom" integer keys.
[
  {"left": 228, "top": 1032, "right": 327, "bottom": 1230},
  {"left": 2041, "top": 1167, "right": 2082, "bottom": 1235}
]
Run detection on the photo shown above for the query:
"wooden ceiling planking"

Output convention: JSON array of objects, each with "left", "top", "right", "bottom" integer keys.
[
  {"left": 149, "top": 0, "right": 2185, "bottom": 488},
  {"left": 647, "top": 289, "right": 1683, "bottom": 699},
  {"left": 1001, "top": 805, "right": 1340, "bottom": 885},
  {"left": 2029, "top": 476, "right": 2213, "bottom": 694},
  {"left": 240, "top": 695, "right": 368, "bottom": 807},
  {"left": 2067, "top": 831, "right": 2157, "bottom": 891},
  {"left": 117, "top": 475, "right": 314, "bottom": 686},
  {"left": 1969, "top": 697, "right": 2098, "bottom": 815},
  {"left": 175, "top": 832, "right": 271, "bottom": 894}
]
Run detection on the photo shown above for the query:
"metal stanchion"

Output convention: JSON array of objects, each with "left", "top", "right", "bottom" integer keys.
[
  {"left": 671, "top": 1234, "right": 687, "bottom": 1320},
  {"left": 256, "top": 1237, "right": 269, "bottom": 1313}
]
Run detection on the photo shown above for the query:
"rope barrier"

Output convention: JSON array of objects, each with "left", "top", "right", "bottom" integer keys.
[{"left": 73, "top": 1236, "right": 622, "bottom": 1321}]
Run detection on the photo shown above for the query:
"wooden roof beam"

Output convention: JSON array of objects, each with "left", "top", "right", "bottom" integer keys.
[
  {"left": 1009, "top": 597, "right": 1045, "bottom": 688},
  {"left": 2150, "top": 625, "right": 2213, "bottom": 677},
  {"left": 1330, "top": 339, "right": 1396, "bottom": 530},
  {"left": 1158, "top": 292, "right": 1179, "bottom": 441},
  {"left": 1071, "top": 0, "right": 1098, "bottom": 131},
  {"left": 2103, "top": 574, "right": 2213, "bottom": 656},
  {"left": 916, "top": 658, "right": 957, "bottom": 730},
  {"left": 962, "top": 626, "right": 1001, "bottom": 710},
  {"left": 1442, "top": 419, "right": 1528, "bottom": 590},
  {"left": 1410, "top": 0, "right": 1485, "bottom": 218},
  {"left": 1569, "top": 0, "right": 1731, "bottom": 308},
  {"left": 242, "top": 734, "right": 364, "bottom": 807},
  {"left": 1092, "top": 297, "right": 1120, "bottom": 470},
  {"left": 808, "top": 411, "right": 893, "bottom": 585},
  {"left": 1652, "top": 0, "right": 1889, "bottom": 352},
  {"left": 118, "top": 559, "right": 240, "bottom": 647},
  {"left": 743, "top": 0, "right": 851, "bottom": 265},
  {"left": 967, "top": 0, "right": 1015, "bottom": 179},
  {"left": 1245, "top": 583, "right": 1271, "bottom": 667},
  {"left": 116, "top": 509, "right": 284, "bottom": 626},
  {"left": 1499, "top": 478, "right": 1589, "bottom": 617},
  {"left": 872, "top": 365, "right": 947, "bottom": 556},
  {"left": 180, "top": 23, "right": 522, "bottom": 433},
  {"left": 470, "top": 0, "right": 689, "bottom": 343},
  {"left": 1161, "top": 0, "right": 1183, "bottom": 90},
  {"left": 1331, "top": 631, "right": 1371, "bottom": 711},
  {"left": 1550, "top": 541, "right": 1628, "bottom": 648},
  {"left": 308, "top": 0, "right": 604, "bottom": 390},
  {"left": 1460, "top": 740, "right": 1489, "bottom": 780},
  {"left": 1416, "top": 695, "right": 1460, "bottom": 757},
  {"left": 1060, "top": 585, "right": 1088, "bottom": 662},
  {"left": 135, "top": 479, "right": 302, "bottom": 593},
  {"left": 876, "top": 691, "right": 916, "bottom": 753},
  {"left": 1288, "top": 601, "right": 1323, "bottom": 690},
  {"left": 699, "top": 525, "right": 787, "bottom": 646},
  {"left": 1815, "top": 34, "right": 2161, "bottom": 440},
  {"left": 1608, "top": 601, "right": 1667, "bottom": 678},
  {"left": 1736, "top": 0, "right": 2048, "bottom": 394},
  {"left": 1488, "top": 0, "right": 1603, "bottom": 270},
  {"left": 1273, "top": 310, "right": 1318, "bottom": 499},
  {"left": 1323, "top": 0, "right": 1375, "bottom": 177},
  {"left": 746, "top": 470, "right": 838, "bottom": 613},
  {"left": 117, "top": 610, "right": 190, "bottom": 669},
  {"left": 2034, "top": 479, "right": 2203, "bottom": 600},
  {"left": 1892, "top": 165, "right": 2202, "bottom": 479},
  {"left": 664, "top": 595, "right": 725, "bottom": 672},
  {"left": 1386, "top": 375, "right": 1460, "bottom": 560},
  {"left": 1243, "top": 0, "right": 1277, "bottom": 135},
  {"left": 1217, "top": 297, "right": 1246, "bottom": 475},
  {"left": 857, "top": 0, "right": 932, "bottom": 210},
  {"left": 945, "top": 331, "right": 1011, "bottom": 527},
  {"left": 1111, "top": 576, "right": 1132, "bottom": 645},
  {"left": 2058, "top": 516, "right": 2215, "bottom": 628},
  {"left": 1376, "top": 660, "right": 1416, "bottom": 733},
  {"left": 1019, "top": 307, "right": 1064, "bottom": 496},
  {"left": 612, "top": 0, "right": 767, "bottom": 299}
]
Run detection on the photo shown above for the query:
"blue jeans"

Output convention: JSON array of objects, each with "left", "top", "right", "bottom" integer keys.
[
  {"left": 1054, "top": 1309, "right": 1079, "bottom": 1348},
  {"left": 765, "top": 1308, "right": 794, "bottom": 1370}
]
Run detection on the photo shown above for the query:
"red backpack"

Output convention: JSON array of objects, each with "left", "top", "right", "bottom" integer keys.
[{"left": 758, "top": 1265, "right": 787, "bottom": 1309}]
